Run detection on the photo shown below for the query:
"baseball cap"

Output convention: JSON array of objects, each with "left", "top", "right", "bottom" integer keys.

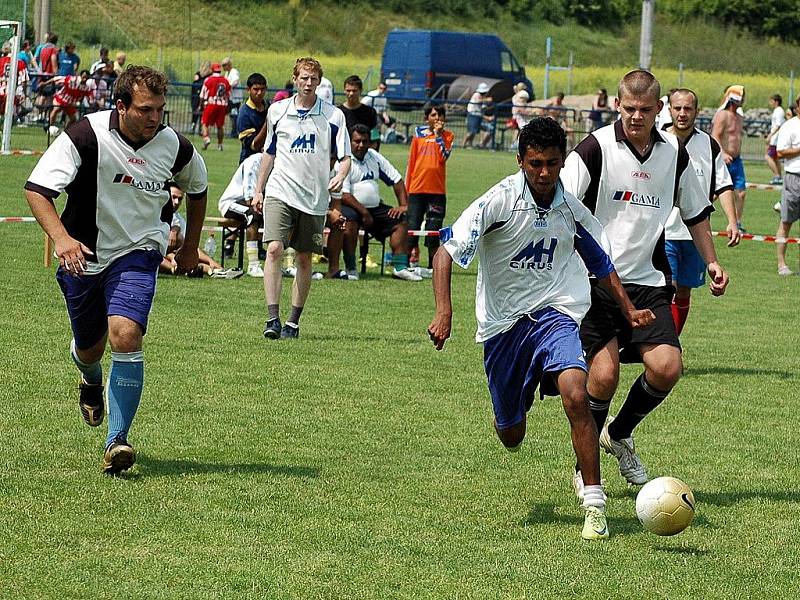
[
  {"left": 211, "top": 62, "right": 222, "bottom": 72},
  {"left": 476, "top": 82, "right": 490, "bottom": 94}
]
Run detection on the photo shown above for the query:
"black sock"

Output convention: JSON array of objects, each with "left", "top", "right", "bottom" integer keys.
[
  {"left": 609, "top": 373, "right": 669, "bottom": 440},
  {"left": 288, "top": 304, "right": 304, "bottom": 325},
  {"left": 267, "top": 304, "right": 280, "bottom": 321},
  {"left": 587, "top": 393, "right": 611, "bottom": 436}
]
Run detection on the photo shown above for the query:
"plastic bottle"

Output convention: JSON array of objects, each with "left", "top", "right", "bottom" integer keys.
[
  {"left": 204, "top": 233, "right": 217, "bottom": 256},
  {"left": 384, "top": 251, "right": 393, "bottom": 266}
]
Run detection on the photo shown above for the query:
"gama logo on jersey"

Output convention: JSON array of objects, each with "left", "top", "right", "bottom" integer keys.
[
  {"left": 112, "top": 174, "right": 167, "bottom": 192},
  {"left": 509, "top": 238, "right": 558, "bottom": 270},
  {"left": 612, "top": 190, "right": 661, "bottom": 208},
  {"left": 290, "top": 133, "right": 316, "bottom": 153}
]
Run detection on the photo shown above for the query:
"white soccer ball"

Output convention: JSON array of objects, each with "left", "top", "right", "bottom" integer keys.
[
  {"left": 635, "top": 476, "right": 695, "bottom": 536},
  {"left": 48, "top": 125, "right": 60, "bottom": 136}
]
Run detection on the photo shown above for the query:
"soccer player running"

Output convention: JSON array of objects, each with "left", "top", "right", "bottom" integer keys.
[
  {"left": 24, "top": 66, "right": 208, "bottom": 474},
  {"left": 561, "top": 70, "right": 730, "bottom": 491},
  {"left": 665, "top": 89, "right": 740, "bottom": 334},
  {"left": 428, "top": 117, "right": 655, "bottom": 540},
  {"left": 252, "top": 57, "right": 351, "bottom": 339}
]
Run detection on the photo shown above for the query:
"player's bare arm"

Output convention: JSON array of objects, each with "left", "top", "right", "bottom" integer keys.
[
  {"left": 597, "top": 269, "right": 656, "bottom": 328},
  {"left": 428, "top": 247, "right": 454, "bottom": 350},
  {"left": 174, "top": 192, "right": 207, "bottom": 274},
  {"left": 387, "top": 179, "right": 409, "bottom": 219},
  {"left": 26, "top": 189, "right": 94, "bottom": 275},
  {"left": 251, "top": 152, "right": 275, "bottom": 214},
  {"left": 687, "top": 219, "right": 729, "bottom": 296},
  {"left": 716, "top": 189, "right": 741, "bottom": 246},
  {"left": 328, "top": 156, "right": 351, "bottom": 193}
]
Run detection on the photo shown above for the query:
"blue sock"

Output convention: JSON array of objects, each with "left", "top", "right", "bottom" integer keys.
[
  {"left": 105, "top": 351, "right": 144, "bottom": 447},
  {"left": 392, "top": 253, "right": 409, "bottom": 271},
  {"left": 71, "top": 339, "right": 102, "bottom": 385}
]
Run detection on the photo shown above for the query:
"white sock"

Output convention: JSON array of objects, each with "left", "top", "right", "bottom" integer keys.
[
  {"left": 246, "top": 241, "right": 259, "bottom": 269},
  {"left": 582, "top": 484, "right": 606, "bottom": 510}
]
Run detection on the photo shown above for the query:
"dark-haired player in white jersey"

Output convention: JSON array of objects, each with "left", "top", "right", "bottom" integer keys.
[
  {"left": 561, "top": 70, "right": 730, "bottom": 491},
  {"left": 665, "top": 89, "right": 740, "bottom": 335},
  {"left": 428, "top": 117, "right": 655, "bottom": 540},
  {"left": 24, "top": 66, "right": 208, "bottom": 475}
]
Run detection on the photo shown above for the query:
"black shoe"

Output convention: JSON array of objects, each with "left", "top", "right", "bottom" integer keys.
[
  {"left": 101, "top": 435, "right": 136, "bottom": 475},
  {"left": 223, "top": 239, "right": 235, "bottom": 258},
  {"left": 79, "top": 380, "right": 104, "bottom": 427},
  {"left": 280, "top": 323, "right": 300, "bottom": 339},
  {"left": 263, "top": 318, "right": 282, "bottom": 339}
]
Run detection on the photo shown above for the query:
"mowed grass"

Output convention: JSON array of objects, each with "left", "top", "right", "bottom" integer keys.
[{"left": 1, "top": 136, "right": 799, "bottom": 598}]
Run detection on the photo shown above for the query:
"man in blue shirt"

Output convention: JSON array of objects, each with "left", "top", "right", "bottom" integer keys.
[
  {"left": 57, "top": 41, "right": 80, "bottom": 76},
  {"left": 236, "top": 72, "right": 269, "bottom": 164}
]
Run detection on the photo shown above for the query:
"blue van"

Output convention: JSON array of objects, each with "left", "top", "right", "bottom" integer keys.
[{"left": 380, "top": 29, "right": 532, "bottom": 106}]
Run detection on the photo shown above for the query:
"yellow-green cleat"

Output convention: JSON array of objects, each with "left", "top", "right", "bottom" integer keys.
[{"left": 581, "top": 506, "right": 609, "bottom": 540}]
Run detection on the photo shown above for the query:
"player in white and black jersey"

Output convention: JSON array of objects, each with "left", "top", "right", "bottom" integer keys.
[
  {"left": 561, "top": 70, "right": 730, "bottom": 489},
  {"left": 428, "top": 118, "right": 655, "bottom": 540},
  {"left": 665, "top": 88, "right": 740, "bottom": 335},
  {"left": 24, "top": 66, "right": 208, "bottom": 475}
]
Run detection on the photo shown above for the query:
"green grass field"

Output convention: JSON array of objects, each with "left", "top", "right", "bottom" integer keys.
[{"left": 1, "top": 136, "right": 799, "bottom": 598}]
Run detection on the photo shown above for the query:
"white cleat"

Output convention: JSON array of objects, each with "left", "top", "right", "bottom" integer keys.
[
  {"left": 599, "top": 418, "right": 648, "bottom": 485},
  {"left": 392, "top": 267, "right": 423, "bottom": 281},
  {"left": 247, "top": 265, "right": 264, "bottom": 278}
]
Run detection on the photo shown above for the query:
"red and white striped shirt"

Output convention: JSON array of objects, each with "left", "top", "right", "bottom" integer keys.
[{"left": 54, "top": 75, "right": 96, "bottom": 106}]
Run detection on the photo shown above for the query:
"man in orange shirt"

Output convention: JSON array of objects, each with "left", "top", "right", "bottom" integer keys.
[{"left": 405, "top": 104, "right": 453, "bottom": 274}]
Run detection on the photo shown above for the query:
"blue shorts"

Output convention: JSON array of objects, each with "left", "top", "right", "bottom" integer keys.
[
  {"left": 466, "top": 113, "right": 482, "bottom": 135},
  {"left": 665, "top": 240, "right": 705, "bottom": 288},
  {"left": 483, "top": 307, "right": 587, "bottom": 430},
  {"left": 727, "top": 156, "right": 746, "bottom": 191},
  {"left": 56, "top": 249, "right": 162, "bottom": 349}
]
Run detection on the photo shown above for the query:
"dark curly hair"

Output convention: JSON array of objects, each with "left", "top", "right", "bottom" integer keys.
[
  {"left": 517, "top": 117, "right": 566, "bottom": 159},
  {"left": 114, "top": 65, "right": 169, "bottom": 108}
]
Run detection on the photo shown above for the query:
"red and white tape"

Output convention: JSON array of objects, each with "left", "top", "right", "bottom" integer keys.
[
  {"left": 0, "top": 216, "right": 36, "bottom": 223},
  {"left": 1, "top": 150, "right": 43, "bottom": 157},
  {"left": 713, "top": 231, "right": 799, "bottom": 244}
]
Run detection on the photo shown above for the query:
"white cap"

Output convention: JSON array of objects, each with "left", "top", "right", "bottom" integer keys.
[{"left": 476, "top": 82, "right": 490, "bottom": 94}]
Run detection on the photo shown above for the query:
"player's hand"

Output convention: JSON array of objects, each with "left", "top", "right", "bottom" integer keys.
[
  {"left": 707, "top": 262, "right": 728, "bottom": 296},
  {"left": 726, "top": 222, "right": 741, "bottom": 247},
  {"left": 328, "top": 175, "right": 345, "bottom": 194},
  {"left": 722, "top": 152, "right": 733, "bottom": 165},
  {"left": 251, "top": 191, "right": 264, "bottom": 214},
  {"left": 360, "top": 210, "right": 374, "bottom": 228},
  {"left": 433, "top": 119, "right": 444, "bottom": 136},
  {"left": 625, "top": 308, "right": 656, "bottom": 329},
  {"left": 387, "top": 205, "right": 407, "bottom": 219},
  {"left": 174, "top": 245, "right": 200, "bottom": 274},
  {"left": 327, "top": 208, "right": 346, "bottom": 230},
  {"left": 55, "top": 235, "right": 94, "bottom": 276},
  {"left": 427, "top": 313, "right": 452, "bottom": 350}
]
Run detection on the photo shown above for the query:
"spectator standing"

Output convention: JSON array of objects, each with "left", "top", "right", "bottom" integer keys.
[
  {"left": 190, "top": 63, "right": 210, "bottom": 135},
  {"left": 338, "top": 75, "right": 378, "bottom": 136},
  {"left": 236, "top": 72, "right": 269, "bottom": 163},
  {"left": 251, "top": 57, "right": 351, "bottom": 340},
  {"left": 272, "top": 80, "right": 293, "bottom": 103},
  {"left": 712, "top": 84, "right": 747, "bottom": 231},
  {"left": 57, "top": 42, "right": 80, "bottom": 76},
  {"left": 34, "top": 33, "right": 59, "bottom": 118},
  {"left": 588, "top": 88, "right": 609, "bottom": 131},
  {"left": 222, "top": 57, "right": 241, "bottom": 138},
  {"left": 18, "top": 40, "right": 37, "bottom": 71},
  {"left": 765, "top": 94, "right": 786, "bottom": 185},
  {"left": 112, "top": 52, "right": 126, "bottom": 77},
  {"left": 406, "top": 104, "right": 453, "bottom": 272},
  {"left": 479, "top": 95, "right": 497, "bottom": 149},
  {"left": 510, "top": 82, "right": 532, "bottom": 148},
  {"left": 316, "top": 76, "right": 334, "bottom": 104},
  {"left": 462, "top": 82, "right": 488, "bottom": 148},
  {"left": 89, "top": 47, "right": 109, "bottom": 76},
  {"left": 200, "top": 62, "right": 231, "bottom": 151},
  {"left": 775, "top": 95, "right": 800, "bottom": 276}
]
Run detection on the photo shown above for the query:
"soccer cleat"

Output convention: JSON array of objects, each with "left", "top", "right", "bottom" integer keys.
[
  {"left": 211, "top": 268, "right": 244, "bottom": 279},
  {"left": 101, "top": 436, "right": 136, "bottom": 475},
  {"left": 78, "top": 380, "right": 105, "bottom": 427},
  {"left": 581, "top": 506, "right": 609, "bottom": 540},
  {"left": 311, "top": 272, "right": 324, "bottom": 280},
  {"left": 774, "top": 201, "right": 782, "bottom": 212},
  {"left": 411, "top": 266, "right": 433, "bottom": 279},
  {"left": 600, "top": 419, "right": 648, "bottom": 485},
  {"left": 186, "top": 265, "right": 205, "bottom": 278},
  {"left": 283, "top": 266, "right": 297, "bottom": 278},
  {"left": 392, "top": 267, "right": 423, "bottom": 281},
  {"left": 263, "top": 318, "right": 282, "bottom": 339},
  {"left": 770, "top": 176, "right": 783, "bottom": 185},
  {"left": 778, "top": 265, "right": 793, "bottom": 276},
  {"left": 345, "top": 269, "right": 360, "bottom": 281},
  {"left": 280, "top": 323, "right": 300, "bottom": 339},
  {"left": 202, "top": 137, "right": 211, "bottom": 151},
  {"left": 328, "top": 270, "right": 350, "bottom": 280},
  {"left": 247, "top": 264, "right": 264, "bottom": 278}
]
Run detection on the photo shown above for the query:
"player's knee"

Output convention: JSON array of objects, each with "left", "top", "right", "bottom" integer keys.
[
  {"left": 108, "top": 321, "right": 143, "bottom": 353},
  {"left": 648, "top": 360, "right": 682, "bottom": 391},
  {"left": 561, "top": 387, "right": 589, "bottom": 420},
  {"left": 496, "top": 420, "right": 525, "bottom": 450},
  {"left": 266, "top": 241, "right": 284, "bottom": 261},
  {"left": 294, "top": 252, "right": 312, "bottom": 268}
]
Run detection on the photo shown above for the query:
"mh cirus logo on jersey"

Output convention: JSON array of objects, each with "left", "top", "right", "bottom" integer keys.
[
  {"left": 290, "top": 133, "right": 316, "bottom": 153},
  {"left": 509, "top": 238, "right": 558, "bottom": 270}
]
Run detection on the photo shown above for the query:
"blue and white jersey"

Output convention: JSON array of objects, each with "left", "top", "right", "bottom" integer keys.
[
  {"left": 341, "top": 148, "right": 402, "bottom": 208},
  {"left": 441, "top": 171, "right": 614, "bottom": 342},
  {"left": 263, "top": 95, "right": 351, "bottom": 216},
  {"left": 219, "top": 152, "right": 262, "bottom": 214}
]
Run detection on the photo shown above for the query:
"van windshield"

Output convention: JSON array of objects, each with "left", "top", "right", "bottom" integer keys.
[{"left": 501, "top": 51, "right": 520, "bottom": 74}]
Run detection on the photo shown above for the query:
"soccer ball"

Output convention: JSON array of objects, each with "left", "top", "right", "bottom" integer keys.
[
  {"left": 48, "top": 125, "right": 60, "bottom": 136},
  {"left": 635, "top": 476, "right": 695, "bottom": 536}
]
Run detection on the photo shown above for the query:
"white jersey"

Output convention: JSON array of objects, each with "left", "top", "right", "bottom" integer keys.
[
  {"left": 219, "top": 152, "right": 262, "bottom": 215},
  {"left": 665, "top": 127, "right": 732, "bottom": 241},
  {"left": 770, "top": 105, "right": 786, "bottom": 145},
  {"left": 341, "top": 148, "right": 402, "bottom": 208},
  {"left": 25, "top": 110, "right": 207, "bottom": 274},
  {"left": 776, "top": 117, "right": 800, "bottom": 174},
  {"left": 316, "top": 77, "right": 334, "bottom": 104},
  {"left": 442, "top": 172, "right": 614, "bottom": 343},
  {"left": 263, "top": 95, "right": 351, "bottom": 215},
  {"left": 561, "top": 120, "right": 712, "bottom": 287}
]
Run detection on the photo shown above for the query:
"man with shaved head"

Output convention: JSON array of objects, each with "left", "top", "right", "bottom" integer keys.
[{"left": 560, "top": 69, "right": 730, "bottom": 496}]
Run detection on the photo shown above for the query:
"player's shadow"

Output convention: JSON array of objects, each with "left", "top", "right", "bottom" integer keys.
[
  {"left": 682, "top": 366, "right": 795, "bottom": 378},
  {"left": 522, "top": 503, "right": 641, "bottom": 532},
  {"left": 694, "top": 488, "right": 800, "bottom": 507},
  {"left": 653, "top": 545, "right": 709, "bottom": 556},
  {"left": 132, "top": 456, "right": 320, "bottom": 479}
]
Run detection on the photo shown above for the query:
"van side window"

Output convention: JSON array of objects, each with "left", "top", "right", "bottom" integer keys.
[{"left": 501, "top": 51, "right": 513, "bottom": 73}]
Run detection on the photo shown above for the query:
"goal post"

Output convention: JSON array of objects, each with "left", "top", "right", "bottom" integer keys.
[{"left": 0, "top": 20, "right": 21, "bottom": 155}]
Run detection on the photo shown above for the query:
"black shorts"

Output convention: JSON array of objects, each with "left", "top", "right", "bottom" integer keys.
[
  {"left": 341, "top": 203, "right": 405, "bottom": 240},
  {"left": 580, "top": 282, "right": 680, "bottom": 362},
  {"left": 407, "top": 193, "right": 446, "bottom": 248}
]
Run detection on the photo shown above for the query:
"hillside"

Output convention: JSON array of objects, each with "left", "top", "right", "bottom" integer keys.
[{"left": 45, "top": 0, "right": 800, "bottom": 77}]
